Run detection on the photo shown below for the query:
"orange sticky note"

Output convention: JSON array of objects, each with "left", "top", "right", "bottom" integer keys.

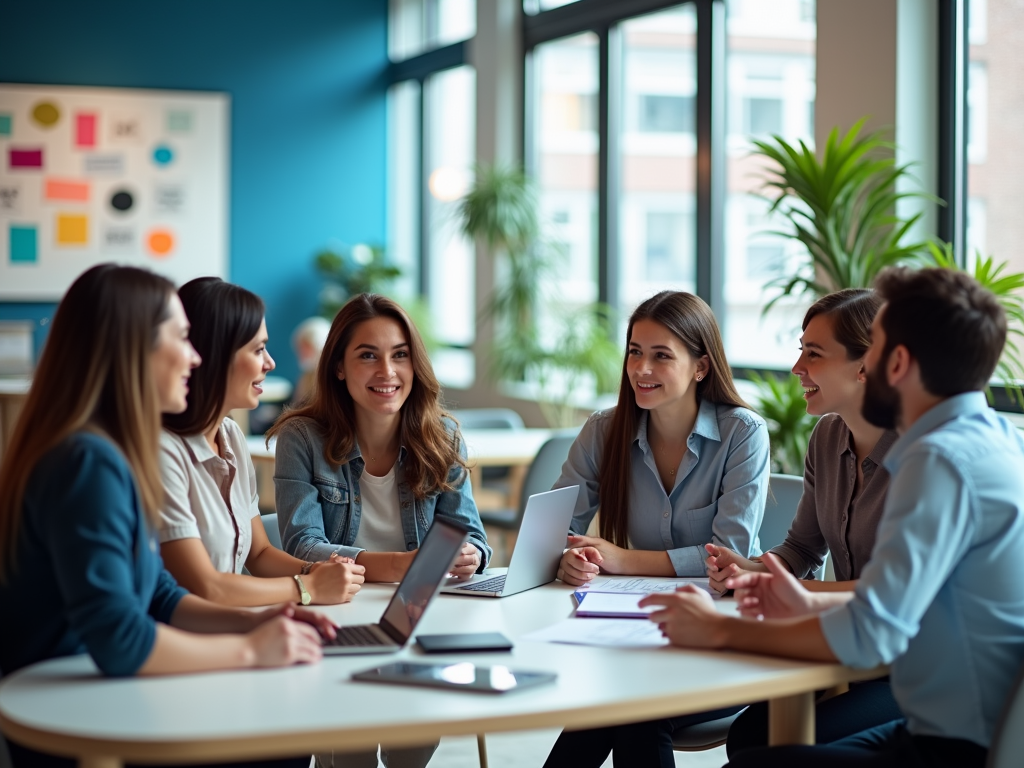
[
  {"left": 147, "top": 228, "right": 174, "bottom": 257},
  {"left": 45, "top": 179, "right": 90, "bottom": 202},
  {"left": 57, "top": 214, "right": 88, "bottom": 245}
]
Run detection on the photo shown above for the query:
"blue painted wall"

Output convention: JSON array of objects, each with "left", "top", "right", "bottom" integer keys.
[{"left": 0, "top": 0, "right": 389, "bottom": 384}]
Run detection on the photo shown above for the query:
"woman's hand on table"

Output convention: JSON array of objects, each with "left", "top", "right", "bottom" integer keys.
[
  {"left": 556, "top": 536, "right": 604, "bottom": 585},
  {"left": 639, "top": 585, "right": 725, "bottom": 649},
  {"left": 705, "top": 543, "right": 765, "bottom": 594},
  {"left": 244, "top": 604, "right": 339, "bottom": 667},
  {"left": 448, "top": 543, "right": 482, "bottom": 579},
  {"left": 307, "top": 554, "right": 365, "bottom": 604},
  {"left": 727, "top": 553, "right": 816, "bottom": 619}
]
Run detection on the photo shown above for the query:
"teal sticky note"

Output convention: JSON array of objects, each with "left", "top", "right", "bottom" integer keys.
[
  {"left": 10, "top": 225, "right": 38, "bottom": 263},
  {"left": 0, "top": 114, "right": 11, "bottom": 137}
]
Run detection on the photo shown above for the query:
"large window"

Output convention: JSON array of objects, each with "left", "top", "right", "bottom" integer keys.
[
  {"left": 525, "top": 0, "right": 816, "bottom": 371},
  {"left": 723, "top": 0, "right": 816, "bottom": 368},
  {"left": 387, "top": 0, "right": 476, "bottom": 386}
]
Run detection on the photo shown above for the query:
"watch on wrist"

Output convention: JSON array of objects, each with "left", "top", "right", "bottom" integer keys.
[{"left": 293, "top": 574, "right": 312, "bottom": 605}]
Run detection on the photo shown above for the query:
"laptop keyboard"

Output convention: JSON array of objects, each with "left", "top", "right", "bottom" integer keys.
[
  {"left": 325, "top": 624, "right": 390, "bottom": 647},
  {"left": 454, "top": 574, "right": 507, "bottom": 592}
]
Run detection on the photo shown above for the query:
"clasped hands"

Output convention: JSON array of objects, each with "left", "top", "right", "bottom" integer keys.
[{"left": 556, "top": 534, "right": 629, "bottom": 585}]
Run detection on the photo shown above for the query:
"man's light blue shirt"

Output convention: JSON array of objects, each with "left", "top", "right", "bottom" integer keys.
[
  {"left": 554, "top": 399, "right": 769, "bottom": 576},
  {"left": 820, "top": 392, "right": 1024, "bottom": 747}
]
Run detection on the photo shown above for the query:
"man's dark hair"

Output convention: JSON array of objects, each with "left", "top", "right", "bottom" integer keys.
[{"left": 874, "top": 267, "right": 1007, "bottom": 396}]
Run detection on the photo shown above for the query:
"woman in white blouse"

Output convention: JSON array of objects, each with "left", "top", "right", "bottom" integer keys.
[{"left": 159, "top": 277, "right": 364, "bottom": 606}]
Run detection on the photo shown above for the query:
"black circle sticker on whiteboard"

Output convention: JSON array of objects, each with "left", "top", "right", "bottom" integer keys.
[{"left": 110, "top": 190, "right": 134, "bottom": 212}]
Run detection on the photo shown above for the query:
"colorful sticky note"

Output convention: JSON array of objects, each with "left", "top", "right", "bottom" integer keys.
[
  {"left": 9, "top": 225, "right": 37, "bottom": 263},
  {"left": 83, "top": 154, "right": 124, "bottom": 174},
  {"left": 152, "top": 144, "right": 174, "bottom": 166},
  {"left": 45, "top": 179, "right": 90, "bottom": 202},
  {"left": 147, "top": 228, "right": 174, "bottom": 257},
  {"left": 0, "top": 114, "right": 11, "bottom": 137},
  {"left": 31, "top": 101, "right": 60, "bottom": 128},
  {"left": 167, "top": 110, "right": 192, "bottom": 133},
  {"left": 9, "top": 148, "right": 43, "bottom": 169},
  {"left": 75, "top": 113, "right": 97, "bottom": 148},
  {"left": 56, "top": 214, "right": 88, "bottom": 246}
]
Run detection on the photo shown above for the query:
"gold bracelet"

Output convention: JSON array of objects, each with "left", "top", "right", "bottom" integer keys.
[{"left": 300, "top": 561, "right": 314, "bottom": 575}]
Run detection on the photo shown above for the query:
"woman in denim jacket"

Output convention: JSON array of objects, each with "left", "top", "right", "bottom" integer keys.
[{"left": 267, "top": 293, "right": 490, "bottom": 584}]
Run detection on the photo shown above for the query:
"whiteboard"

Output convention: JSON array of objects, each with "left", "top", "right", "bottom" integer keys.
[{"left": 0, "top": 83, "right": 228, "bottom": 299}]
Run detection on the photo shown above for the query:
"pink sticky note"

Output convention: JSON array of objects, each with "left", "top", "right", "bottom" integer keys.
[
  {"left": 76, "top": 113, "right": 97, "bottom": 148},
  {"left": 9, "top": 148, "right": 43, "bottom": 169}
]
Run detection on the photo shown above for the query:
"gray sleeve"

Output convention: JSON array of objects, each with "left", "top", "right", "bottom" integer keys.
[{"left": 553, "top": 413, "right": 606, "bottom": 535}]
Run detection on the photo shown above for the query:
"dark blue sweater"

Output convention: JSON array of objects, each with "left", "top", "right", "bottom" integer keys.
[{"left": 0, "top": 432, "right": 186, "bottom": 677}]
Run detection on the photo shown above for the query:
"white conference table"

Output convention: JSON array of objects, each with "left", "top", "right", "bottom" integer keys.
[{"left": 0, "top": 578, "right": 884, "bottom": 768}]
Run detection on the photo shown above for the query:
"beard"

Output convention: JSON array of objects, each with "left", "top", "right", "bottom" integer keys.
[{"left": 862, "top": 360, "right": 901, "bottom": 430}]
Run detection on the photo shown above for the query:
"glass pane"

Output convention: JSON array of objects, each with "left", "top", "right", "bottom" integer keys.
[
  {"left": 524, "top": 0, "right": 582, "bottom": 15},
  {"left": 723, "top": 0, "right": 816, "bottom": 368},
  {"left": 616, "top": 5, "right": 698, "bottom": 323},
  {"left": 390, "top": 0, "right": 476, "bottom": 60},
  {"left": 531, "top": 32, "right": 600, "bottom": 334},
  {"left": 387, "top": 80, "right": 421, "bottom": 299},
  {"left": 425, "top": 65, "right": 475, "bottom": 348}
]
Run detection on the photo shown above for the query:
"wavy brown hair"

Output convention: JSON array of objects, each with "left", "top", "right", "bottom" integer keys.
[
  {"left": 267, "top": 294, "right": 465, "bottom": 498},
  {"left": 0, "top": 264, "right": 174, "bottom": 581},
  {"left": 598, "top": 291, "right": 748, "bottom": 548}
]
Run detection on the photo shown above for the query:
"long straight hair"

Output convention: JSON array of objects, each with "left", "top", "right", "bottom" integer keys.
[
  {"left": 163, "top": 277, "right": 265, "bottom": 436},
  {"left": 598, "top": 291, "right": 748, "bottom": 547},
  {"left": 0, "top": 264, "right": 175, "bottom": 580},
  {"left": 268, "top": 294, "right": 465, "bottom": 499}
]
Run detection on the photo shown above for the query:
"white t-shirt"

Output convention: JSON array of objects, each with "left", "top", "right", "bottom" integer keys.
[
  {"left": 158, "top": 419, "right": 260, "bottom": 574},
  {"left": 352, "top": 464, "right": 405, "bottom": 553}
]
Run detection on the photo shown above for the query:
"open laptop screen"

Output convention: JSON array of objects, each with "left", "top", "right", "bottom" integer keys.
[{"left": 379, "top": 518, "right": 469, "bottom": 642}]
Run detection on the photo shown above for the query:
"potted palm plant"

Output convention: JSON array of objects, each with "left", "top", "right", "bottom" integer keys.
[{"left": 458, "top": 164, "right": 621, "bottom": 427}]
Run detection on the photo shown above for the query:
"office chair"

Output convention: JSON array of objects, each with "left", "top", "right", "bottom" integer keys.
[
  {"left": 261, "top": 512, "right": 282, "bottom": 550},
  {"left": 989, "top": 660, "right": 1024, "bottom": 768}
]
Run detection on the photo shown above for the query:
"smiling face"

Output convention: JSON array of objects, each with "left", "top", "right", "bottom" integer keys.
[
  {"left": 224, "top": 319, "right": 275, "bottom": 413},
  {"left": 151, "top": 293, "right": 202, "bottom": 414},
  {"left": 336, "top": 316, "right": 413, "bottom": 420},
  {"left": 626, "top": 319, "right": 708, "bottom": 413},
  {"left": 791, "top": 313, "right": 867, "bottom": 418}
]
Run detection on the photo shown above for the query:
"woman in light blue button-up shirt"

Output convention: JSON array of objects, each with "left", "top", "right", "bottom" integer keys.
[{"left": 544, "top": 290, "right": 770, "bottom": 768}]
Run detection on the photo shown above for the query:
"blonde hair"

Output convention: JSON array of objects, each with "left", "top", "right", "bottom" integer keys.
[{"left": 0, "top": 265, "right": 175, "bottom": 580}]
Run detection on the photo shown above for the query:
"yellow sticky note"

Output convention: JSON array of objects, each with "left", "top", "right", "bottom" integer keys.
[{"left": 57, "top": 214, "right": 88, "bottom": 246}]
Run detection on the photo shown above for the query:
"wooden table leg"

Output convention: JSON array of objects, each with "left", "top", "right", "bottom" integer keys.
[
  {"left": 768, "top": 691, "right": 815, "bottom": 745},
  {"left": 79, "top": 757, "right": 122, "bottom": 768}
]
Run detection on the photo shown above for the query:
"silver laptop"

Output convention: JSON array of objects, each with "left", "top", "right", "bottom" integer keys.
[
  {"left": 441, "top": 485, "right": 580, "bottom": 598},
  {"left": 322, "top": 518, "right": 468, "bottom": 655}
]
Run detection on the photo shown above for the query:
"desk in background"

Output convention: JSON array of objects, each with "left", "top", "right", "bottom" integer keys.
[
  {"left": 246, "top": 428, "right": 555, "bottom": 515},
  {"left": 0, "top": 580, "right": 885, "bottom": 768}
]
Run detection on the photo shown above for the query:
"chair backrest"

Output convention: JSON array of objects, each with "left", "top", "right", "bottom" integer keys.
[
  {"left": 261, "top": 512, "right": 282, "bottom": 550},
  {"left": 760, "top": 473, "right": 804, "bottom": 552},
  {"left": 989, "top": 660, "right": 1024, "bottom": 768},
  {"left": 517, "top": 432, "right": 580, "bottom": 517},
  {"left": 450, "top": 408, "right": 525, "bottom": 430}
]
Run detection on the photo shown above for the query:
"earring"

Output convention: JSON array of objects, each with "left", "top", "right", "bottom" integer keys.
[{"left": 696, "top": 375, "right": 703, "bottom": 382}]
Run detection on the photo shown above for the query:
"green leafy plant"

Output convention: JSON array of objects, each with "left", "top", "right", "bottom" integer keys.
[
  {"left": 747, "top": 371, "right": 819, "bottom": 475},
  {"left": 314, "top": 243, "right": 402, "bottom": 318},
  {"left": 458, "top": 164, "right": 622, "bottom": 426},
  {"left": 926, "top": 242, "right": 1024, "bottom": 407},
  {"left": 752, "top": 118, "right": 937, "bottom": 310}
]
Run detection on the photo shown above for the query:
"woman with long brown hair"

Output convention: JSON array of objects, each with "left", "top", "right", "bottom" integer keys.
[
  {"left": 159, "top": 278, "right": 364, "bottom": 608},
  {"left": 267, "top": 293, "right": 490, "bottom": 768},
  {"left": 0, "top": 264, "right": 335, "bottom": 768},
  {"left": 543, "top": 290, "right": 770, "bottom": 768}
]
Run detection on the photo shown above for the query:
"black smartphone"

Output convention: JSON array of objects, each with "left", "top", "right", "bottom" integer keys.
[
  {"left": 351, "top": 661, "right": 555, "bottom": 693},
  {"left": 415, "top": 632, "right": 513, "bottom": 654}
]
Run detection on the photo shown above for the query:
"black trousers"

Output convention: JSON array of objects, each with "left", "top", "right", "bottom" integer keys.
[
  {"left": 542, "top": 706, "right": 743, "bottom": 768},
  {"left": 727, "top": 679, "right": 902, "bottom": 757},
  {"left": 726, "top": 720, "right": 987, "bottom": 768},
  {"left": 9, "top": 742, "right": 310, "bottom": 768}
]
